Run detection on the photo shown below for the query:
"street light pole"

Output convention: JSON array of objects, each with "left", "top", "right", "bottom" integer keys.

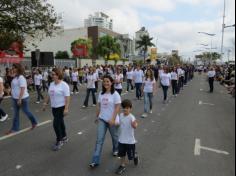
[
  {"left": 227, "top": 49, "right": 231, "bottom": 64},
  {"left": 220, "top": 0, "right": 226, "bottom": 61},
  {"left": 198, "top": 32, "right": 216, "bottom": 65}
]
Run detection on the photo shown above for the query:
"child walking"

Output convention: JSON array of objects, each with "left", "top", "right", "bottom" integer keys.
[{"left": 115, "top": 99, "right": 139, "bottom": 175}]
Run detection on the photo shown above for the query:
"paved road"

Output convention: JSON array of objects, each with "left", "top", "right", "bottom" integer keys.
[{"left": 0, "top": 74, "right": 235, "bottom": 176}]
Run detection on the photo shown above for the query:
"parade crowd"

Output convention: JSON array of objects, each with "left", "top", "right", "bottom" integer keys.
[{"left": 0, "top": 62, "right": 233, "bottom": 175}]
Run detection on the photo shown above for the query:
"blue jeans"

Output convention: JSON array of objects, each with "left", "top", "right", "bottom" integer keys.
[
  {"left": 144, "top": 92, "right": 153, "bottom": 113},
  {"left": 11, "top": 97, "right": 38, "bottom": 131},
  {"left": 135, "top": 83, "right": 143, "bottom": 99},
  {"left": 92, "top": 119, "right": 119, "bottom": 165}
]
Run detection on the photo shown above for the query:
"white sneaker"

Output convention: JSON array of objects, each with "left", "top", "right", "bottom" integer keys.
[
  {"left": 141, "top": 113, "right": 148, "bottom": 118},
  {"left": 75, "top": 92, "right": 79, "bottom": 94},
  {"left": 35, "top": 101, "right": 40, "bottom": 104},
  {"left": 0, "top": 114, "right": 8, "bottom": 122},
  {"left": 150, "top": 110, "right": 153, "bottom": 114},
  {"left": 92, "top": 104, "right": 96, "bottom": 107}
]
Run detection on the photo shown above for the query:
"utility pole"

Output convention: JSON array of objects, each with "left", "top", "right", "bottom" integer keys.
[
  {"left": 220, "top": 0, "right": 226, "bottom": 61},
  {"left": 227, "top": 49, "right": 231, "bottom": 64}
]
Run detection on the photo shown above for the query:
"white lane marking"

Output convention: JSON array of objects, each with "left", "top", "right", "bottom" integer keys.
[
  {"left": 194, "top": 138, "right": 229, "bottom": 156},
  {"left": 199, "top": 101, "right": 215, "bottom": 106},
  {"left": 16, "top": 165, "right": 22, "bottom": 170},
  {"left": 77, "top": 131, "right": 83, "bottom": 135},
  {"left": 0, "top": 120, "right": 52, "bottom": 141},
  {"left": 194, "top": 139, "right": 201, "bottom": 156}
]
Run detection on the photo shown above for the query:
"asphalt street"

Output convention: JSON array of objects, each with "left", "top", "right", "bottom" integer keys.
[{"left": 0, "top": 74, "right": 235, "bottom": 176}]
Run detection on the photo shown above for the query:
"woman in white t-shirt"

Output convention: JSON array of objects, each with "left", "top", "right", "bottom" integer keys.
[
  {"left": 71, "top": 68, "right": 79, "bottom": 94},
  {"left": 0, "top": 76, "right": 8, "bottom": 122},
  {"left": 141, "top": 69, "right": 157, "bottom": 118},
  {"left": 43, "top": 68, "right": 70, "bottom": 151},
  {"left": 160, "top": 67, "right": 171, "bottom": 103},
  {"left": 126, "top": 67, "right": 134, "bottom": 92},
  {"left": 90, "top": 75, "right": 121, "bottom": 168},
  {"left": 34, "top": 69, "right": 44, "bottom": 103},
  {"left": 6, "top": 64, "right": 38, "bottom": 134},
  {"left": 114, "top": 68, "right": 124, "bottom": 95},
  {"left": 171, "top": 67, "right": 179, "bottom": 97},
  {"left": 83, "top": 67, "right": 97, "bottom": 108}
]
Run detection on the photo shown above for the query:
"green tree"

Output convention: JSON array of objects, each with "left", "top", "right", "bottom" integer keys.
[
  {"left": 55, "top": 51, "right": 70, "bottom": 59},
  {"left": 168, "top": 54, "right": 182, "bottom": 66},
  {"left": 136, "top": 35, "right": 155, "bottom": 63},
  {"left": 96, "top": 35, "right": 121, "bottom": 65},
  {"left": 0, "top": 0, "right": 58, "bottom": 50}
]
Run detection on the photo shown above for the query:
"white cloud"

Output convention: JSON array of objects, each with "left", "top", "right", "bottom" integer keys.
[{"left": 47, "top": 0, "right": 235, "bottom": 60}]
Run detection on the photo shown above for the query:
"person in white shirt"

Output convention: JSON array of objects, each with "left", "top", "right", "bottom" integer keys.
[
  {"left": 177, "top": 66, "right": 184, "bottom": 91},
  {"left": 160, "top": 67, "right": 171, "bottom": 103},
  {"left": 34, "top": 69, "right": 44, "bottom": 103},
  {"left": 42, "top": 70, "right": 48, "bottom": 92},
  {"left": 114, "top": 68, "right": 124, "bottom": 95},
  {"left": 6, "top": 64, "right": 38, "bottom": 134},
  {"left": 208, "top": 67, "right": 216, "bottom": 93},
  {"left": 142, "top": 69, "right": 157, "bottom": 118},
  {"left": 0, "top": 76, "right": 8, "bottom": 122},
  {"left": 171, "top": 67, "right": 179, "bottom": 97},
  {"left": 133, "top": 65, "right": 144, "bottom": 100},
  {"left": 43, "top": 68, "right": 70, "bottom": 151},
  {"left": 90, "top": 75, "right": 121, "bottom": 168},
  {"left": 126, "top": 67, "right": 134, "bottom": 92},
  {"left": 83, "top": 67, "right": 97, "bottom": 108},
  {"left": 71, "top": 68, "right": 79, "bottom": 94},
  {"left": 93, "top": 67, "right": 99, "bottom": 93},
  {"left": 115, "top": 99, "right": 139, "bottom": 175}
]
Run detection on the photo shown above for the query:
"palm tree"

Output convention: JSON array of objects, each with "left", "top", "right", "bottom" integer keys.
[
  {"left": 96, "top": 35, "right": 121, "bottom": 65},
  {"left": 136, "top": 35, "right": 155, "bottom": 63}
]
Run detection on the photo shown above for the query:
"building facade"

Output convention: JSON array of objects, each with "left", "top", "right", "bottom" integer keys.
[
  {"left": 24, "top": 27, "right": 88, "bottom": 57},
  {"left": 84, "top": 12, "right": 113, "bottom": 31}
]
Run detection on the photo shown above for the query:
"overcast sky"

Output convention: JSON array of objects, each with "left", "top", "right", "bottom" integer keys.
[{"left": 48, "top": 0, "right": 235, "bottom": 61}]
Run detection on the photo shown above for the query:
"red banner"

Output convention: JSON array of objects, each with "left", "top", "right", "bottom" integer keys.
[{"left": 0, "top": 41, "right": 24, "bottom": 63}]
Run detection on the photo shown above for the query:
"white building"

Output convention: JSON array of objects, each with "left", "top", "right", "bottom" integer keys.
[
  {"left": 84, "top": 12, "right": 113, "bottom": 31},
  {"left": 24, "top": 27, "right": 88, "bottom": 57}
]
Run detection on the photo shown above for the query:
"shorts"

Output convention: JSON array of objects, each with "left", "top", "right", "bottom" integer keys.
[{"left": 118, "top": 143, "right": 136, "bottom": 160}]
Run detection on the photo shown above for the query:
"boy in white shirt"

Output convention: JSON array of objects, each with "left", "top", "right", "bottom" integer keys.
[{"left": 115, "top": 99, "right": 139, "bottom": 175}]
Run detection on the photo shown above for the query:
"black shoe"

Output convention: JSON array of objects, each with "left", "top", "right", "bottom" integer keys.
[
  {"left": 89, "top": 163, "right": 99, "bottom": 169},
  {"left": 115, "top": 166, "right": 126, "bottom": 175},
  {"left": 134, "top": 153, "right": 139, "bottom": 166}
]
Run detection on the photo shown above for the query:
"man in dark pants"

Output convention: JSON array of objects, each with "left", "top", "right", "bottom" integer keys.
[{"left": 208, "top": 67, "right": 216, "bottom": 93}]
